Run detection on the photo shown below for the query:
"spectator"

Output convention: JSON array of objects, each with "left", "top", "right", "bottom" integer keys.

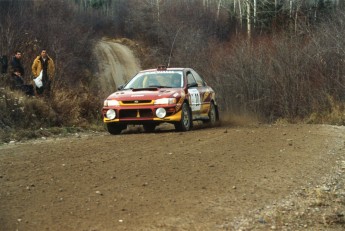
[
  {"left": 0, "top": 55, "right": 8, "bottom": 74},
  {"left": 31, "top": 49, "right": 55, "bottom": 96},
  {"left": 9, "top": 51, "right": 34, "bottom": 96},
  {"left": 10, "top": 51, "right": 24, "bottom": 76}
]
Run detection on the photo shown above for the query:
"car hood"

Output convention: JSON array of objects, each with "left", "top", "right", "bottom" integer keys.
[{"left": 107, "top": 88, "right": 182, "bottom": 101}]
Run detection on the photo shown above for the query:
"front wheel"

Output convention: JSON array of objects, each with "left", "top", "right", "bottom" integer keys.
[
  {"left": 174, "top": 102, "right": 192, "bottom": 132},
  {"left": 107, "top": 123, "right": 126, "bottom": 135}
]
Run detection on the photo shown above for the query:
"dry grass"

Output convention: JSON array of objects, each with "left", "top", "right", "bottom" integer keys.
[
  {"left": 0, "top": 82, "right": 104, "bottom": 144},
  {"left": 306, "top": 95, "right": 345, "bottom": 126}
]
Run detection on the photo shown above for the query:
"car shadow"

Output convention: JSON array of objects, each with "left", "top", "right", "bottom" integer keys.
[{"left": 120, "top": 121, "right": 220, "bottom": 135}]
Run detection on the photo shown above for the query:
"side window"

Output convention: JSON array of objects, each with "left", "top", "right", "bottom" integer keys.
[
  {"left": 187, "top": 72, "right": 196, "bottom": 86},
  {"left": 191, "top": 70, "right": 206, "bottom": 87}
]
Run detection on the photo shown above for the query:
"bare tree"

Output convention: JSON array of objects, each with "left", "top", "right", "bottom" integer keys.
[
  {"left": 216, "top": 0, "right": 222, "bottom": 20},
  {"left": 247, "top": 0, "right": 251, "bottom": 38}
]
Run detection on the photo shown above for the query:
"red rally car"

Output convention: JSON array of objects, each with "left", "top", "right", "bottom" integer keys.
[{"left": 102, "top": 66, "right": 219, "bottom": 135}]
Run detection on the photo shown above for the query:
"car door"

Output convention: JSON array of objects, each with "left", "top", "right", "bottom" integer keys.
[
  {"left": 187, "top": 71, "right": 202, "bottom": 115},
  {"left": 190, "top": 70, "right": 211, "bottom": 116}
]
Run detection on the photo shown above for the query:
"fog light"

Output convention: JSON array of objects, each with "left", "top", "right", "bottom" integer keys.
[
  {"left": 155, "top": 108, "right": 166, "bottom": 118},
  {"left": 106, "top": 109, "right": 116, "bottom": 120}
]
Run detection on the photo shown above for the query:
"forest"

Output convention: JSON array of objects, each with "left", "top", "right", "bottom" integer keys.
[{"left": 0, "top": 0, "right": 345, "bottom": 142}]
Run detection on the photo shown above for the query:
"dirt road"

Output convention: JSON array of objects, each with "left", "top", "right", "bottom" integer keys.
[
  {"left": 1, "top": 123, "right": 345, "bottom": 230},
  {"left": 94, "top": 38, "right": 141, "bottom": 95}
]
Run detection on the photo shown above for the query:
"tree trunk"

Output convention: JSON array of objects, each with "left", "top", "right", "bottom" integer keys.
[
  {"left": 216, "top": 0, "right": 222, "bottom": 20},
  {"left": 290, "top": 0, "right": 293, "bottom": 18},
  {"left": 156, "top": 0, "right": 160, "bottom": 22},
  {"left": 203, "top": 0, "right": 209, "bottom": 9},
  {"left": 238, "top": 0, "right": 243, "bottom": 30},
  {"left": 253, "top": 0, "right": 256, "bottom": 28},
  {"left": 247, "top": 0, "right": 251, "bottom": 39}
]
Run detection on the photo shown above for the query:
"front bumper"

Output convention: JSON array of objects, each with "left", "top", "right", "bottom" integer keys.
[{"left": 102, "top": 105, "right": 182, "bottom": 123}]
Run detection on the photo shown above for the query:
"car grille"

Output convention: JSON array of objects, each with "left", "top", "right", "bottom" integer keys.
[
  {"left": 119, "top": 109, "right": 154, "bottom": 118},
  {"left": 121, "top": 100, "right": 153, "bottom": 104}
]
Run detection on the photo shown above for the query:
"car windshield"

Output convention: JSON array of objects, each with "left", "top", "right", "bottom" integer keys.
[{"left": 123, "top": 71, "right": 184, "bottom": 89}]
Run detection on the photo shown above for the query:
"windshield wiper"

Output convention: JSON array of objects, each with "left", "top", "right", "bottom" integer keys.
[{"left": 148, "top": 85, "right": 172, "bottom": 88}]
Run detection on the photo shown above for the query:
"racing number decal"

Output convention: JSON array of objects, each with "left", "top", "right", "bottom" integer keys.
[{"left": 188, "top": 88, "right": 201, "bottom": 111}]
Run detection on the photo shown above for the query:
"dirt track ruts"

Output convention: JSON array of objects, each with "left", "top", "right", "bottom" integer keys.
[{"left": 1, "top": 123, "right": 344, "bottom": 230}]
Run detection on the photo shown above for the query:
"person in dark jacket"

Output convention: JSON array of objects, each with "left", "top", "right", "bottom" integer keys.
[
  {"left": 9, "top": 51, "right": 34, "bottom": 96},
  {"left": 0, "top": 55, "right": 8, "bottom": 73},
  {"left": 10, "top": 51, "right": 24, "bottom": 77}
]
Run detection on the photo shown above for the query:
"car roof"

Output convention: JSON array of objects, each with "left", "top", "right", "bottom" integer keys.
[{"left": 138, "top": 67, "right": 187, "bottom": 73}]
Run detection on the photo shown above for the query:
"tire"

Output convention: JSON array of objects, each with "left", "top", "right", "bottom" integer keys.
[
  {"left": 107, "top": 123, "right": 126, "bottom": 135},
  {"left": 143, "top": 124, "right": 156, "bottom": 132},
  {"left": 205, "top": 102, "right": 218, "bottom": 126},
  {"left": 174, "top": 102, "right": 192, "bottom": 132}
]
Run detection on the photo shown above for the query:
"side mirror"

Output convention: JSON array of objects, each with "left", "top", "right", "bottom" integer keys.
[
  {"left": 117, "top": 85, "right": 124, "bottom": 90},
  {"left": 187, "top": 82, "right": 198, "bottom": 88}
]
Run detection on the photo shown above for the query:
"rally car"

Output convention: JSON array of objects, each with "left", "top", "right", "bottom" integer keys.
[{"left": 102, "top": 65, "right": 219, "bottom": 134}]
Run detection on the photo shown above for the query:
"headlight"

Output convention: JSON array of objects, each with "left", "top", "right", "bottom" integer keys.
[
  {"left": 156, "top": 108, "right": 166, "bottom": 118},
  {"left": 106, "top": 109, "right": 116, "bottom": 120},
  {"left": 104, "top": 99, "right": 120, "bottom": 107},
  {"left": 154, "top": 98, "right": 176, "bottom": 105}
]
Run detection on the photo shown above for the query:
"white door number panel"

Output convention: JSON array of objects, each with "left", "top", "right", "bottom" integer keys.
[{"left": 188, "top": 88, "right": 201, "bottom": 111}]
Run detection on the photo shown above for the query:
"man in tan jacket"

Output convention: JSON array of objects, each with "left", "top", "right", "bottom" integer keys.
[{"left": 32, "top": 49, "right": 55, "bottom": 96}]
